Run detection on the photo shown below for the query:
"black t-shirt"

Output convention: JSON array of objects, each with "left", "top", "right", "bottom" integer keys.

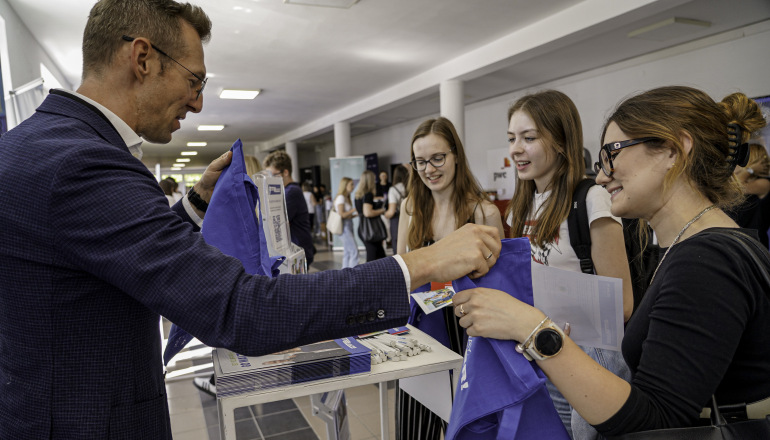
[
  {"left": 595, "top": 228, "right": 770, "bottom": 435},
  {"left": 354, "top": 192, "right": 375, "bottom": 216}
]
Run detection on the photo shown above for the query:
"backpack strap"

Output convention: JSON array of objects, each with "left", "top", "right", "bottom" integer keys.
[{"left": 567, "top": 178, "right": 596, "bottom": 274}]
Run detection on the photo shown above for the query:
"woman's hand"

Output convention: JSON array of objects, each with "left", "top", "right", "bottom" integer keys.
[{"left": 452, "top": 287, "right": 545, "bottom": 342}]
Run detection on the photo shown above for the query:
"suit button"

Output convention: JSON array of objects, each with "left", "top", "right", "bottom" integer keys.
[
  {"left": 377, "top": 309, "right": 385, "bottom": 319},
  {"left": 346, "top": 315, "right": 355, "bottom": 325},
  {"left": 357, "top": 314, "right": 366, "bottom": 324},
  {"left": 367, "top": 311, "right": 375, "bottom": 322}
]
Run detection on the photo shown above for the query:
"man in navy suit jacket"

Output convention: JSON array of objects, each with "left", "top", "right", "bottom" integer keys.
[{"left": 0, "top": 1, "right": 501, "bottom": 439}]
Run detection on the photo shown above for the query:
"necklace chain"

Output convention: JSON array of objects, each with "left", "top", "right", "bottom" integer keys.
[{"left": 649, "top": 204, "right": 717, "bottom": 285}]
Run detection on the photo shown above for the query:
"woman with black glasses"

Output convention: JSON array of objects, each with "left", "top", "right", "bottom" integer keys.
[
  {"left": 395, "top": 117, "right": 503, "bottom": 439},
  {"left": 452, "top": 86, "right": 770, "bottom": 437}
]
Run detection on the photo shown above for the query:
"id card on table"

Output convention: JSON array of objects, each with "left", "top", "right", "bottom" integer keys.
[{"left": 411, "top": 281, "right": 455, "bottom": 315}]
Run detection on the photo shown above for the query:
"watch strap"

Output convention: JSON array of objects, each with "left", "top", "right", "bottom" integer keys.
[
  {"left": 187, "top": 187, "right": 209, "bottom": 212},
  {"left": 517, "top": 318, "right": 565, "bottom": 361}
]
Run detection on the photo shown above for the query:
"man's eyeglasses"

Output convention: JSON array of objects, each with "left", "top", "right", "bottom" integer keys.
[
  {"left": 593, "top": 137, "right": 659, "bottom": 177},
  {"left": 122, "top": 35, "right": 207, "bottom": 101},
  {"left": 410, "top": 152, "right": 452, "bottom": 172}
]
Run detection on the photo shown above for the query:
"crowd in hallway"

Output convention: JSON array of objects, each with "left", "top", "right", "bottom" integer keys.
[{"left": 2, "top": 1, "right": 770, "bottom": 439}]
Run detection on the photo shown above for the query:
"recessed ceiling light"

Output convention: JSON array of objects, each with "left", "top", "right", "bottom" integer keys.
[
  {"left": 181, "top": 151, "right": 198, "bottom": 156},
  {"left": 187, "top": 142, "right": 207, "bottom": 147},
  {"left": 174, "top": 163, "right": 186, "bottom": 167},
  {"left": 628, "top": 17, "right": 711, "bottom": 41},
  {"left": 198, "top": 125, "right": 225, "bottom": 131},
  {"left": 284, "top": 0, "right": 359, "bottom": 8},
  {"left": 176, "top": 158, "right": 191, "bottom": 163},
  {"left": 220, "top": 89, "right": 261, "bottom": 100}
]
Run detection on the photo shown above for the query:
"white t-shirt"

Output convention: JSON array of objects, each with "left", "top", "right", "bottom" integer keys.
[
  {"left": 387, "top": 183, "right": 405, "bottom": 212},
  {"left": 521, "top": 185, "right": 619, "bottom": 272},
  {"left": 334, "top": 194, "right": 352, "bottom": 213},
  {"left": 303, "top": 191, "right": 314, "bottom": 212}
]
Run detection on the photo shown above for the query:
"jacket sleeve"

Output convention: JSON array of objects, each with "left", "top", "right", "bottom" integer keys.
[{"left": 50, "top": 144, "right": 410, "bottom": 356}]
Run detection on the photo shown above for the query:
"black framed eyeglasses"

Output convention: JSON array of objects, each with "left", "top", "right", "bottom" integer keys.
[
  {"left": 410, "top": 152, "right": 451, "bottom": 172},
  {"left": 122, "top": 35, "right": 207, "bottom": 101},
  {"left": 593, "top": 137, "right": 660, "bottom": 177}
]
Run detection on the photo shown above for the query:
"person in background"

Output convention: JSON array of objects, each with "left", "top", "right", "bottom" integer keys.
[
  {"left": 264, "top": 150, "right": 315, "bottom": 265},
  {"left": 452, "top": 87, "right": 770, "bottom": 437},
  {"left": 302, "top": 182, "right": 317, "bottom": 237},
  {"left": 165, "top": 176, "right": 184, "bottom": 202},
  {"left": 244, "top": 154, "right": 263, "bottom": 178},
  {"left": 159, "top": 179, "right": 176, "bottom": 206},
  {"left": 729, "top": 142, "right": 770, "bottom": 247},
  {"left": 335, "top": 177, "right": 360, "bottom": 268},
  {"left": 313, "top": 184, "right": 326, "bottom": 236},
  {"left": 355, "top": 170, "right": 388, "bottom": 262},
  {"left": 376, "top": 170, "right": 390, "bottom": 201},
  {"left": 504, "top": 89, "right": 633, "bottom": 439},
  {"left": 396, "top": 117, "right": 504, "bottom": 439},
  {"left": 384, "top": 164, "right": 409, "bottom": 254}
]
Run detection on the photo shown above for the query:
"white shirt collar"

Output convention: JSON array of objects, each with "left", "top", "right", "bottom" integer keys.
[{"left": 54, "top": 89, "right": 144, "bottom": 160}]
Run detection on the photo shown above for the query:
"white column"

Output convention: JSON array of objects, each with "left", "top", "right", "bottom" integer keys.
[
  {"left": 285, "top": 140, "right": 300, "bottom": 182},
  {"left": 440, "top": 80, "right": 465, "bottom": 145},
  {"left": 334, "top": 122, "right": 351, "bottom": 158},
  {"left": 155, "top": 163, "right": 161, "bottom": 181}
]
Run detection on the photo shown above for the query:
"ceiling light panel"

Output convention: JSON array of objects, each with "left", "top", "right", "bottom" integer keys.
[
  {"left": 180, "top": 151, "right": 198, "bottom": 156},
  {"left": 628, "top": 17, "right": 711, "bottom": 41},
  {"left": 283, "top": 0, "right": 359, "bottom": 9},
  {"left": 220, "top": 89, "right": 261, "bottom": 100},
  {"left": 187, "top": 142, "right": 207, "bottom": 147},
  {"left": 197, "top": 125, "right": 225, "bottom": 131},
  {"left": 176, "top": 158, "right": 191, "bottom": 163}
]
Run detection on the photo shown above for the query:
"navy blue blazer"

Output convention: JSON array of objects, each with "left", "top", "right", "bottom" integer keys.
[{"left": 0, "top": 92, "right": 409, "bottom": 439}]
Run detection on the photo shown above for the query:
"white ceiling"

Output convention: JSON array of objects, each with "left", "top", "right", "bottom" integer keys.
[{"left": 6, "top": 0, "right": 770, "bottom": 169}]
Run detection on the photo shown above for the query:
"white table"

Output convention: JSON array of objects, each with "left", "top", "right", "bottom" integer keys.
[{"left": 214, "top": 325, "right": 463, "bottom": 440}]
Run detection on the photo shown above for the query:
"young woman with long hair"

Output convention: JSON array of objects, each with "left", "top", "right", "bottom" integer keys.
[
  {"left": 334, "top": 177, "right": 359, "bottom": 268},
  {"left": 396, "top": 116, "right": 504, "bottom": 439},
  {"left": 453, "top": 87, "right": 770, "bottom": 437},
  {"left": 501, "top": 89, "right": 633, "bottom": 438}
]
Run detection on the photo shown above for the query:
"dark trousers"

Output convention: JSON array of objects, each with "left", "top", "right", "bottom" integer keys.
[
  {"left": 390, "top": 214, "right": 400, "bottom": 254},
  {"left": 359, "top": 236, "right": 386, "bottom": 262}
]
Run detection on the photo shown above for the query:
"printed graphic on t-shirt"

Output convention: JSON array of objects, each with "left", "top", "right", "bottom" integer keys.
[{"left": 522, "top": 218, "right": 562, "bottom": 266}]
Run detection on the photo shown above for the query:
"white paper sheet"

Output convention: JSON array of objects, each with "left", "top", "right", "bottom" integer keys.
[{"left": 531, "top": 263, "right": 624, "bottom": 350}]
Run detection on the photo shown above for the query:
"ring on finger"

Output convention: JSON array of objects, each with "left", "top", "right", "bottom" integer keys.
[
  {"left": 486, "top": 252, "right": 494, "bottom": 260},
  {"left": 459, "top": 304, "right": 466, "bottom": 316}
]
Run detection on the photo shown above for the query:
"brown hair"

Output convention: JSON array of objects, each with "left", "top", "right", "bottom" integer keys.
[
  {"left": 406, "top": 117, "right": 488, "bottom": 250},
  {"left": 82, "top": 0, "right": 211, "bottom": 79},
  {"left": 158, "top": 179, "right": 173, "bottom": 196},
  {"left": 392, "top": 164, "right": 410, "bottom": 198},
  {"left": 505, "top": 90, "right": 586, "bottom": 247},
  {"left": 263, "top": 150, "right": 293, "bottom": 175},
  {"left": 601, "top": 86, "right": 767, "bottom": 209},
  {"left": 355, "top": 170, "right": 377, "bottom": 200}
]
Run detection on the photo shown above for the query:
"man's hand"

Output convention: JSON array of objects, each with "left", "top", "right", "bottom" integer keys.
[
  {"left": 194, "top": 150, "right": 233, "bottom": 202},
  {"left": 401, "top": 223, "right": 501, "bottom": 290}
]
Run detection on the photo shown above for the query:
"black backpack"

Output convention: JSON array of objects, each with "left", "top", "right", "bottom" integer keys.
[{"left": 567, "top": 178, "right": 660, "bottom": 312}]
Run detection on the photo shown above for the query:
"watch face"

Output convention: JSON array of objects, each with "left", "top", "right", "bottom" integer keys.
[{"left": 535, "top": 328, "right": 563, "bottom": 356}]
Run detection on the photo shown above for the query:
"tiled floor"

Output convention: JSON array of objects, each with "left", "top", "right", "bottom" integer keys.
[{"left": 166, "top": 236, "right": 399, "bottom": 440}]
